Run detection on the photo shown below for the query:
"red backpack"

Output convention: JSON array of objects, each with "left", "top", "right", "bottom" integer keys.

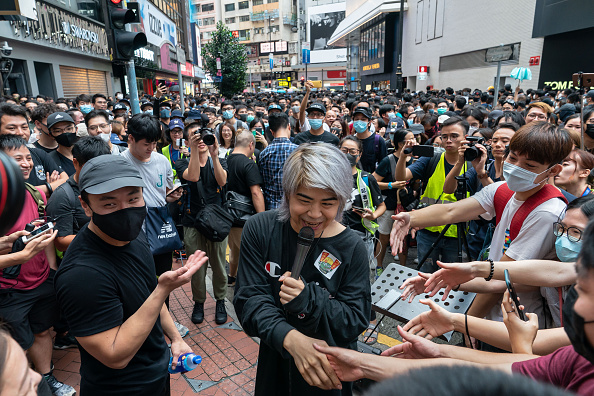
[{"left": 493, "top": 183, "right": 567, "bottom": 242}]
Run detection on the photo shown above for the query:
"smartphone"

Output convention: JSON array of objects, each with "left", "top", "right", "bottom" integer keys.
[
  {"left": 22, "top": 222, "right": 54, "bottom": 243},
  {"left": 352, "top": 206, "right": 365, "bottom": 212},
  {"left": 404, "top": 145, "right": 434, "bottom": 157},
  {"left": 166, "top": 184, "right": 187, "bottom": 196},
  {"left": 504, "top": 269, "right": 527, "bottom": 321}
]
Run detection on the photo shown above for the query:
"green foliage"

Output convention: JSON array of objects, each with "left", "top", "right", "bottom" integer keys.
[{"left": 202, "top": 21, "right": 248, "bottom": 97}]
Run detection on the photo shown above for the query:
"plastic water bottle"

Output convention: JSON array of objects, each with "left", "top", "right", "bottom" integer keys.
[{"left": 168, "top": 353, "right": 202, "bottom": 374}]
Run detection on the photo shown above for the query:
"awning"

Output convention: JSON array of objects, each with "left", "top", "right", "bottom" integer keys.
[{"left": 327, "top": 0, "right": 407, "bottom": 45}]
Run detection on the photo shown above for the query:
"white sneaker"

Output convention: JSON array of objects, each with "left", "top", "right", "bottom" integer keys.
[
  {"left": 413, "top": 258, "right": 419, "bottom": 264},
  {"left": 175, "top": 321, "right": 189, "bottom": 338}
]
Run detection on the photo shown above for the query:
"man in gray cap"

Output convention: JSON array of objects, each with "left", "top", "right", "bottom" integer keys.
[
  {"left": 47, "top": 111, "right": 78, "bottom": 176},
  {"left": 54, "top": 155, "right": 207, "bottom": 396}
]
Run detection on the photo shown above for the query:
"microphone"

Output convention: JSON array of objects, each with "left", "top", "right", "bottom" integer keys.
[{"left": 290, "top": 227, "right": 315, "bottom": 279}]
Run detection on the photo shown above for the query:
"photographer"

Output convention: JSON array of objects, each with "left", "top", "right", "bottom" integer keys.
[
  {"left": 0, "top": 135, "right": 75, "bottom": 396},
  {"left": 175, "top": 122, "right": 229, "bottom": 325}
]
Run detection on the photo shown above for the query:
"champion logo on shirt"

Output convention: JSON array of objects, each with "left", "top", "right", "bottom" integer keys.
[
  {"left": 265, "top": 261, "right": 281, "bottom": 278},
  {"left": 314, "top": 250, "right": 342, "bottom": 279}
]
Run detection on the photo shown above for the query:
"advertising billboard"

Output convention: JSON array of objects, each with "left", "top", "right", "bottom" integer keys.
[
  {"left": 308, "top": 2, "right": 346, "bottom": 64},
  {"left": 132, "top": 0, "right": 176, "bottom": 47}
]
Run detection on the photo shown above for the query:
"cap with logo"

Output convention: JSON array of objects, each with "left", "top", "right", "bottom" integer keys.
[
  {"left": 113, "top": 103, "right": 128, "bottom": 111},
  {"left": 168, "top": 118, "right": 185, "bottom": 130},
  {"left": 437, "top": 114, "right": 450, "bottom": 124},
  {"left": 352, "top": 107, "right": 372, "bottom": 120},
  {"left": 47, "top": 112, "right": 75, "bottom": 129},
  {"left": 140, "top": 101, "right": 152, "bottom": 110},
  {"left": 409, "top": 124, "right": 425, "bottom": 135},
  {"left": 79, "top": 155, "right": 146, "bottom": 194},
  {"left": 306, "top": 102, "right": 326, "bottom": 115},
  {"left": 268, "top": 104, "right": 282, "bottom": 112}
]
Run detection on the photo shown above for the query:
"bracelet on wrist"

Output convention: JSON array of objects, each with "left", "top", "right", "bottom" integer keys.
[
  {"left": 45, "top": 181, "right": 53, "bottom": 195},
  {"left": 388, "top": 182, "right": 393, "bottom": 189},
  {"left": 484, "top": 259, "right": 494, "bottom": 281}
]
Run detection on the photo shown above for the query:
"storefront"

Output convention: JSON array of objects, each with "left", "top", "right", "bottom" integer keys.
[{"left": 0, "top": 0, "right": 113, "bottom": 98}]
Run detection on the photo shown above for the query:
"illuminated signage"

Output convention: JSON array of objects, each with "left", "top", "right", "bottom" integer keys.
[{"left": 362, "top": 63, "right": 380, "bottom": 71}]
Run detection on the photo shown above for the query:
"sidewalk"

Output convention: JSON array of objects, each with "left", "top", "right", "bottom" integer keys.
[{"left": 52, "top": 258, "right": 259, "bottom": 395}]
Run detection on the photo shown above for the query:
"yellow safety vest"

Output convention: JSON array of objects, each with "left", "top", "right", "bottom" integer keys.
[
  {"left": 419, "top": 153, "right": 469, "bottom": 237},
  {"left": 355, "top": 169, "right": 379, "bottom": 234},
  {"left": 161, "top": 144, "right": 187, "bottom": 180}
]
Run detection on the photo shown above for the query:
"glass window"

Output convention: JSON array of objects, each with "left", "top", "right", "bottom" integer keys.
[
  {"left": 225, "top": 17, "right": 236, "bottom": 24},
  {"left": 253, "top": 0, "right": 263, "bottom": 4},
  {"left": 238, "top": 1, "right": 249, "bottom": 9},
  {"left": 225, "top": 3, "right": 235, "bottom": 11},
  {"left": 268, "top": 0, "right": 279, "bottom": 3},
  {"left": 201, "top": 3, "right": 214, "bottom": 12},
  {"left": 203, "top": 17, "right": 215, "bottom": 25},
  {"left": 239, "top": 15, "right": 250, "bottom": 22}
]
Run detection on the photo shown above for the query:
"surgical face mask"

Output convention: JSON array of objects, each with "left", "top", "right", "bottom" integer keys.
[
  {"left": 116, "top": 93, "right": 124, "bottom": 100},
  {"left": 246, "top": 115, "right": 255, "bottom": 123},
  {"left": 54, "top": 132, "right": 78, "bottom": 147},
  {"left": 428, "top": 109, "right": 435, "bottom": 114},
  {"left": 555, "top": 234, "right": 582, "bottom": 262},
  {"left": 292, "top": 106, "right": 300, "bottom": 114},
  {"left": 387, "top": 112, "right": 395, "bottom": 119},
  {"left": 80, "top": 105, "right": 93, "bottom": 114},
  {"left": 407, "top": 119, "right": 413, "bottom": 126},
  {"left": 99, "top": 133, "right": 111, "bottom": 142},
  {"left": 309, "top": 118, "right": 323, "bottom": 130},
  {"left": 91, "top": 205, "right": 146, "bottom": 242},
  {"left": 502, "top": 162, "right": 552, "bottom": 192},
  {"left": 353, "top": 120, "right": 368, "bottom": 134},
  {"left": 263, "top": 123, "right": 269, "bottom": 128},
  {"left": 160, "top": 108, "right": 171, "bottom": 118},
  {"left": 562, "top": 286, "right": 594, "bottom": 364},
  {"left": 437, "top": 108, "right": 447, "bottom": 115},
  {"left": 144, "top": 110, "right": 153, "bottom": 114},
  {"left": 468, "top": 126, "right": 478, "bottom": 135},
  {"left": 223, "top": 110, "right": 234, "bottom": 119}
]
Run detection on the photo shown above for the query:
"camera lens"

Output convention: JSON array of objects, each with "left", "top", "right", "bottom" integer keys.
[
  {"left": 403, "top": 147, "right": 413, "bottom": 155},
  {"left": 464, "top": 146, "right": 480, "bottom": 161},
  {"left": 202, "top": 133, "right": 215, "bottom": 146}
]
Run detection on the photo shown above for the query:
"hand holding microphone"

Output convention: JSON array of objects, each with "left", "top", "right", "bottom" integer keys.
[{"left": 280, "top": 227, "right": 315, "bottom": 305}]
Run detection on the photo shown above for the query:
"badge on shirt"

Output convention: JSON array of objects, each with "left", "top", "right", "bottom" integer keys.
[
  {"left": 265, "top": 261, "right": 281, "bottom": 278},
  {"left": 314, "top": 250, "right": 342, "bottom": 279},
  {"left": 35, "top": 165, "right": 46, "bottom": 180}
]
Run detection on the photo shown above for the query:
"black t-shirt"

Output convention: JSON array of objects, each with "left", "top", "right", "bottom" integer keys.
[
  {"left": 226, "top": 153, "right": 263, "bottom": 197},
  {"left": 27, "top": 147, "right": 62, "bottom": 187},
  {"left": 49, "top": 150, "right": 75, "bottom": 176},
  {"left": 33, "top": 140, "right": 57, "bottom": 153},
  {"left": 293, "top": 131, "right": 340, "bottom": 146},
  {"left": 175, "top": 156, "right": 228, "bottom": 227},
  {"left": 54, "top": 225, "right": 168, "bottom": 395},
  {"left": 342, "top": 172, "right": 384, "bottom": 232},
  {"left": 374, "top": 154, "right": 413, "bottom": 210},
  {"left": 46, "top": 176, "right": 90, "bottom": 239},
  {"left": 360, "top": 133, "right": 387, "bottom": 173}
]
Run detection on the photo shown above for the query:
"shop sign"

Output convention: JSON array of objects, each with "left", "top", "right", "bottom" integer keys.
[
  {"left": 181, "top": 62, "right": 194, "bottom": 77},
  {"left": 135, "top": 47, "right": 155, "bottom": 61},
  {"left": 7, "top": 1, "right": 109, "bottom": 59},
  {"left": 326, "top": 70, "right": 346, "bottom": 79},
  {"left": 361, "top": 58, "right": 385, "bottom": 76},
  {"left": 160, "top": 43, "right": 178, "bottom": 73}
]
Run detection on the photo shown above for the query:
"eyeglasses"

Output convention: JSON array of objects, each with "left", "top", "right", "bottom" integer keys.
[
  {"left": 340, "top": 148, "right": 359, "bottom": 155},
  {"left": 170, "top": 129, "right": 183, "bottom": 136},
  {"left": 51, "top": 125, "right": 75, "bottom": 135},
  {"left": 88, "top": 123, "right": 110, "bottom": 133},
  {"left": 553, "top": 222, "right": 583, "bottom": 242},
  {"left": 526, "top": 112, "right": 548, "bottom": 120}
]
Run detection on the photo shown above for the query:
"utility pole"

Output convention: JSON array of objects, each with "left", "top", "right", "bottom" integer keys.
[{"left": 395, "top": 0, "right": 404, "bottom": 94}]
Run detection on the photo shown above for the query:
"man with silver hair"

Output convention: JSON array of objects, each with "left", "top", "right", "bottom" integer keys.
[{"left": 233, "top": 143, "right": 371, "bottom": 395}]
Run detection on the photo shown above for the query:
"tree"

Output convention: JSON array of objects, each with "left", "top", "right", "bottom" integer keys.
[{"left": 202, "top": 22, "right": 248, "bottom": 97}]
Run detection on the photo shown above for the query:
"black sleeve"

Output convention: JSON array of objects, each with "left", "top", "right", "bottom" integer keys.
[
  {"left": 244, "top": 160, "right": 264, "bottom": 187},
  {"left": 55, "top": 266, "right": 124, "bottom": 337},
  {"left": 233, "top": 216, "right": 295, "bottom": 358},
  {"left": 282, "top": 238, "right": 371, "bottom": 345},
  {"left": 330, "top": 134, "right": 340, "bottom": 146},
  {"left": 46, "top": 187, "right": 74, "bottom": 237},
  {"left": 174, "top": 158, "right": 189, "bottom": 181},
  {"left": 366, "top": 174, "right": 384, "bottom": 204},
  {"left": 377, "top": 136, "right": 388, "bottom": 163},
  {"left": 218, "top": 156, "right": 228, "bottom": 171}
]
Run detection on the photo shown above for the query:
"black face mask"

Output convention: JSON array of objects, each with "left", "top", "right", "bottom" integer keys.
[
  {"left": 562, "top": 286, "right": 594, "bottom": 364},
  {"left": 238, "top": 113, "right": 247, "bottom": 122},
  {"left": 345, "top": 153, "right": 357, "bottom": 167},
  {"left": 91, "top": 205, "right": 146, "bottom": 242},
  {"left": 54, "top": 132, "right": 78, "bottom": 147},
  {"left": 255, "top": 111, "right": 264, "bottom": 118},
  {"left": 585, "top": 124, "right": 594, "bottom": 139}
]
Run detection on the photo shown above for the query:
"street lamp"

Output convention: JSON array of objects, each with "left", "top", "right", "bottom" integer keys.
[{"left": 218, "top": 51, "right": 222, "bottom": 95}]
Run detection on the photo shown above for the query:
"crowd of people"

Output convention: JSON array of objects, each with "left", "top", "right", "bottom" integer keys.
[{"left": 0, "top": 80, "right": 594, "bottom": 395}]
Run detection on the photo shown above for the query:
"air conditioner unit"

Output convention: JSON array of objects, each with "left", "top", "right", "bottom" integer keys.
[{"left": 197, "top": 20, "right": 203, "bottom": 26}]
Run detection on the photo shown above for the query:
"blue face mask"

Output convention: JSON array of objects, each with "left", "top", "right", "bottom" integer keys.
[
  {"left": 309, "top": 118, "right": 323, "bottom": 130},
  {"left": 246, "top": 115, "right": 255, "bottom": 123},
  {"left": 555, "top": 234, "right": 582, "bottom": 262},
  {"left": 144, "top": 110, "right": 152, "bottom": 114},
  {"left": 407, "top": 119, "right": 413, "bottom": 126},
  {"left": 160, "top": 108, "right": 171, "bottom": 118},
  {"left": 353, "top": 120, "right": 368, "bottom": 134},
  {"left": 223, "top": 110, "right": 234, "bottom": 119},
  {"left": 80, "top": 105, "right": 93, "bottom": 114},
  {"left": 437, "top": 108, "right": 447, "bottom": 115}
]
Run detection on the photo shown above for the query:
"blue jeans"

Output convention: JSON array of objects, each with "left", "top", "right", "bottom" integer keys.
[{"left": 416, "top": 229, "right": 460, "bottom": 273}]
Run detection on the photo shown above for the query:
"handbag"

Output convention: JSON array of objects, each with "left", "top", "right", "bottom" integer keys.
[
  {"left": 145, "top": 206, "right": 183, "bottom": 255},
  {"left": 225, "top": 190, "right": 256, "bottom": 227},
  {"left": 194, "top": 179, "right": 234, "bottom": 242}
]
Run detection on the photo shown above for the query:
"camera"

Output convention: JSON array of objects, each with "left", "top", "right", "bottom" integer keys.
[
  {"left": 464, "top": 136, "right": 485, "bottom": 161},
  {"left": 194, "top": 127, "right": 216, "bottom": 145},
  {"left": 0, "top": 42, "right": 12, "bottom": 57}
]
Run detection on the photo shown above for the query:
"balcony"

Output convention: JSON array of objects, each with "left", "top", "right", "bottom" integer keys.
[{"left": 283, "top": 13, "right": 297, "bottom": 26}]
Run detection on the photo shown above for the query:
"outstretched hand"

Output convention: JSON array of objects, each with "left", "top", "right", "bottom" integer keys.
[
  {"left": 399, "top": 274, "right": 430, "bottom": 302},
  {"left": 158, "top": 251, "right": 208, "bottom": 293},
  {"left": 390, "top": 212, "right": 411, "bottom": 254},
  {"left": 380, "top": 326, "right": 441, "bottom": 359},
  {"left": 402, "top": 299, "right": 455, "bottom": 339},
  {"left": 423, "top": 260, "right": 476, "bottom": 300},
  {"left": 312, "top": 343, "right": 365, "bottom": 383}
]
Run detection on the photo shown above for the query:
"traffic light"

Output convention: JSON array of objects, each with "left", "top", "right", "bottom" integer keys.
[
  {"left": 107, "top": 0, "right": 147, "bottom": 61},
  {"left": 300, "top": 76, "right": 305, "bottom": 84}
]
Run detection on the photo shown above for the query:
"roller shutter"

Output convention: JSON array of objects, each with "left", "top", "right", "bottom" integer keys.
[{"left": 59, "top": 66, "right": 109, "bottom": 98}]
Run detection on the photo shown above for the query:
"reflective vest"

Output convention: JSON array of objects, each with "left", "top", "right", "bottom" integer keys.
[
  {"left": 162, "top": 144, "right": 187, "bottom": 180},
  {"left": 356, "top": 169, "right": 379, "bottom": 234},
  {"left": 419, "top": 153, "right": 469, "bottom": 237}
]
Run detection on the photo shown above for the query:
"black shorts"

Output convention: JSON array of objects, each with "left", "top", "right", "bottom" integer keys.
[{"left": 0, "top": 269, "right": 59, "bottom": 349}]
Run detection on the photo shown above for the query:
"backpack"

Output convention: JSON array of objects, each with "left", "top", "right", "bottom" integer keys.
[
  {"left": 478, "top": 183, "right": 567, "bottom": 259},
  {"left": 24, "top": 183, "right": 45, "bottom": 218}
]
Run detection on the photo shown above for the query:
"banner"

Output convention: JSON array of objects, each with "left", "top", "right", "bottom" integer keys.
[
  {"left": 133, "top": 0, "right": 176, "bottom": 47},
  {"left": 308, "top": 2, "right": 346, "bottom": 64}
]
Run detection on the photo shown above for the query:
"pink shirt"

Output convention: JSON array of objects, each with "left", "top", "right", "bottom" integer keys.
[
  {"left": 512, "top": 346, "right": 594, "bottom": 395},
  {"left": 2, "top": 187, "right": 49, "bottom": 290}
]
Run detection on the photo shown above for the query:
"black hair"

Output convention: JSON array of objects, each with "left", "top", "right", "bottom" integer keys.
[
  {"left": 461, "top": 105, "right": 486, "bottom": 124},
  {"left": 441, "top": 115, "right": 470, "bottom": 134},
  {"left": 84, "top": 109, "right": 110, "bottom": 127},
  {"left": 75, "top": 94, "right": 92, "bottom": 105},
  {"left": 71, "top": 136, "right": 111, "bottom": 166},
  {"left": 495, "top": 111, "right": 526, "bottom": 127},
  {"left": 127, "top": 113, "right": 162, "bottom": 143},
  {"left": 339, "top": 135, "right": 362, "bottom": 152},
  {"left": 268, "top": 112, "right": 289, "bottom": 133},
  {"left": 30, "top": 103, "right": 58, "bottom": 123},
  {"left": 454, "top": 96, "right": 466, "bottom": 110},
  {"left": 392, "top": 129, "right": 411, "bottom": 147},
  {"left": 379, "top": 104, "right": 395, "bottom": 117},
  {"left": 249, "top": 117, "right": 263, "bottom": 129},
  {"left": 363, "top": 366, "right": 571, "bottom": 396},
  {"left": 0, "top": 103, "right": 28, "bottom": 127},
  {"left": 0, "top": 134, "right": 28, "bottom": 151},
  {"left": 92, "top": 93, "right": 107, "bottom": 103}
]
